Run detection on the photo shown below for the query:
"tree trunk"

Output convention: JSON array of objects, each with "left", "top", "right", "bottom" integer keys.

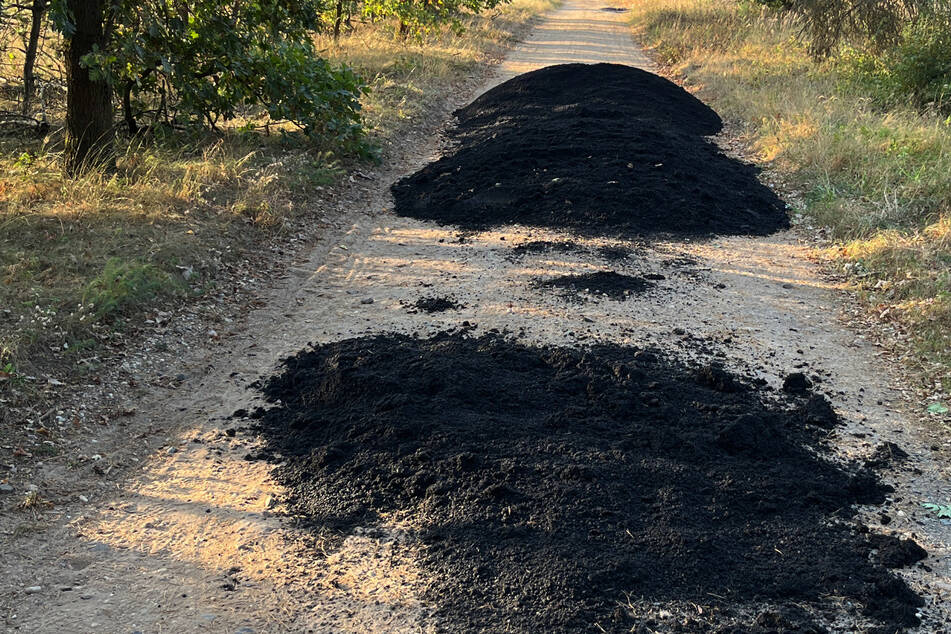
[
  {"left": 64, "top": 0, "right": 113, "bottom": 174},
  {"left": 123, "top": 80, "right": 138, "bottom": 135},
  {"left": 22, "top": 0, "right": 47, "bottom": 115},
  {"left": 333, "top": 0, "right": 343, "bottom": 42}
]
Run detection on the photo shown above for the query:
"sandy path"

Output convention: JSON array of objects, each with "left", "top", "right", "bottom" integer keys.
[
  {"left": 3, "top": 0, "right": 950, "bottom": 632},
  {"left": 490, "top": 0, "right": 652, "bottom": 81}
]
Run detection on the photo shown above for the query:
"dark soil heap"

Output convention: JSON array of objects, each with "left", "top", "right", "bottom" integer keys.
[
  {"left": 537, "top": 271, "right": 655, "bottom": 301},
  {"left": 392, "top": 64, "right": 789, "bottom": 237},
  {"left": 508, "top": 240, "right": 584, "bottom": 260},
  {"left": 507, "top": 240, "right": 636, "bottom": 262},
  {"left": 407, "top": 296, "right": 463, "bottom": 313},
  {"left": 247, "top": 333, "right": 923, "bottom": 632}
]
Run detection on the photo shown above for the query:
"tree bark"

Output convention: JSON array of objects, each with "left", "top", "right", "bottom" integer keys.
[
  {"left": 22, "top": 0, "right": 47, "bottom": 115},
  {"left": 64, "top": 0, "right": 114, "bottom": 174},
  {"left": 122, "top": 80, "right": 138, "bottom": 135},
  {"left": 333, "top": 0, "right": 343, "bottom": 42}
]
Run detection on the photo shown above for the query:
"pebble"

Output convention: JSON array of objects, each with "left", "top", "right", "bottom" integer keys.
[
  {"left": 167, "top": 447, "right": 177, "bottom": 455},
  {"left": 24, "top": 586, "right": 42, "bottom": 594},
  {"left": 360, "top": 298, "right": 374, "bottom": 305},
  {"left": 0, "top": 484, "right": 13, "bottom": 494}
]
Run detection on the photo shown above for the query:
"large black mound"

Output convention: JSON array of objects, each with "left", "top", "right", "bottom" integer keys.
[
  {"left": 455, "top": 63, "right": 723, "bottom": 138},
  {"left": 248, "top": 333, "right": 922, "bottom": 633},
  {"left": 391, "top": 63, "right": 790, "bottom": 237}
]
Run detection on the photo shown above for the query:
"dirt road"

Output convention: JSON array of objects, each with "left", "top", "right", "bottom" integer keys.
[{"left": 3, "top": 0, "right": 950, "bottom": 632}]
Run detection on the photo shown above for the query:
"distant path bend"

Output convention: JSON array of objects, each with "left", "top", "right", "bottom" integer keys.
[{"left": 490, "top": 0, "right": 652, "bottom": 85}]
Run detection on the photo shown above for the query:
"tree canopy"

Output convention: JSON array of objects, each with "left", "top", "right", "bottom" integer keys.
[{"left": 37, "top": 0, "right": 508, "bottom": 169}]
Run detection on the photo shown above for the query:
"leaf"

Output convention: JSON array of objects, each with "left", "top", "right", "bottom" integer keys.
[
  {"left": 927, "top": 402, "right": 949, "bottom": 414},
  {"left": 922, "top": 503, "right": 951, "bottom": 518}
]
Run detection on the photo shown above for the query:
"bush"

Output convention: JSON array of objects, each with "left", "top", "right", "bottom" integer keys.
[
  {"left": 841, "top": 13, "right": 951, "bottom": 111},
  {"left": 889, "top": 14, "right": 951, "bottom": 109},
  {"left": 84, "top": 1, "right": 371, "bottom": 153}
]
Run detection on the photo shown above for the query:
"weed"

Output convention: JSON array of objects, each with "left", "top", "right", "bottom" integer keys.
[{"left": 82, "top": 259, "right": 176, "bottom": 323}]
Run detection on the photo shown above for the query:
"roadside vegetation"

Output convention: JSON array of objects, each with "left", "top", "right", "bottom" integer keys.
[
  {"left": 0, "top": 0, "right": 555, "bottom": 413},
  {"left": 630, "top": 0, "right": 951, "bottom": 392}
]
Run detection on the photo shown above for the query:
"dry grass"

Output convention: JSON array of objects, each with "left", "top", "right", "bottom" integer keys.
[
  {"left": 630, "top": 0, "right": 951, "bottom": 390},
  {"left": 0, "top": 0, "right": 556, "bottom": 389},
  {"left": 0, "top": 134, "right": 338, "bottom": 379}
]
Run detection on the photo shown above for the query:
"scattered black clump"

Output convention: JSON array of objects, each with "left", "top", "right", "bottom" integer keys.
[
  {"left": 536, "top": 271, "right": 655, "bottom": 302},
  {"left": 596, "top": 245, "right": 634, "bottom": 261},
  {"left": 783, "top": 371, "right": 813, "bottom": 394},
  {"left": 508, "top": 240, "right": 583, "bottom": 260},
  {"left": 866, "top": 441, "right": 911, "bottom": 469},
  {"left": 392, "top": 64, "right": 789, "bottom": 238},
  {"left": 801, "top": 393, "right": 838, "bottom": 429},
  {"left": 408, "top": 296, "right": 463, "bottom": 313},
  {"left": 868, "top": 534, "right": 928, "bottom": 568},
  {"left": 694, "top": 363, "right": 742, "bottom": 393},
  {"left": 507, "top": 241, "right": 638, "bottom": 265},
  {"left": 751, "top": 606, "right": 827, "bottom": 634},
  {"left": 248, "top": 333, "right": 922, "bottom": 633}
]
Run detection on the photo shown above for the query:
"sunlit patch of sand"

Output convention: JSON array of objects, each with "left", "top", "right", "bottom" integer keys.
[{"left": 71, "top": 429, "right": 431, "bottom": 632}]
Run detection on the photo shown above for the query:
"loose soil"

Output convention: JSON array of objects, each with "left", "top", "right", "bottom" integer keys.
[
  {"left": 391, "top": 63, "right": 790, "bottom": 238},
  {"left": 507, "top": 240, "right": 636, "bottom": 262},
  {"left": 536, "top": 270, "right": 655, "bottom": 301},
  {"left": 508, "top": 240, "right": 585, "bottom": 260},
  {"left": 247, "top": 332, "right": 924, "bottom": 633},
  {"left": 406, "top": 296, "right": 464, "bottom": 313}
]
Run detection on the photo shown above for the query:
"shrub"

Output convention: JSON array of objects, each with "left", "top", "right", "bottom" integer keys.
[
  {"left": 83, "top": 1, "right": 371, "bottom": 153},
  {"left": 889, "top": 14, "right": 951, "bottom": 109},
  {"left": 841, "top": 13, "right": 951, "bottom": 111}
]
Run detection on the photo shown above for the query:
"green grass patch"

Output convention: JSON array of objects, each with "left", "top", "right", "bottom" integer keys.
[{"left": 82, "top": 259, "right": 178, "bottom": 323}]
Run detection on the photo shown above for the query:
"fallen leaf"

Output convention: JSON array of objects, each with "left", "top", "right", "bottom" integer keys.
[
  {"left": 922, "top": 503, "right": 951, "bottom": 519},
  {"left": 927, "top": 402, "right": 949, "bottom": 414}
]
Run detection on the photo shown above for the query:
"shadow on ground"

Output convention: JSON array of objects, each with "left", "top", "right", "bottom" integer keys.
[{"left": 244, "top": 332, "right": 923, "bottom": 632}]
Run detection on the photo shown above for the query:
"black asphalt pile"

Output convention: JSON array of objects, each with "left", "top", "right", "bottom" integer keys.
[
  {"left": 246, "top": 333, "right": 923, "bottom": 632},
  {"left": 391, "top": 64, "right": 789, "bottom": 237},
  {"left": 536, "top": 271, "right": 655, "bottom": 301}
]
